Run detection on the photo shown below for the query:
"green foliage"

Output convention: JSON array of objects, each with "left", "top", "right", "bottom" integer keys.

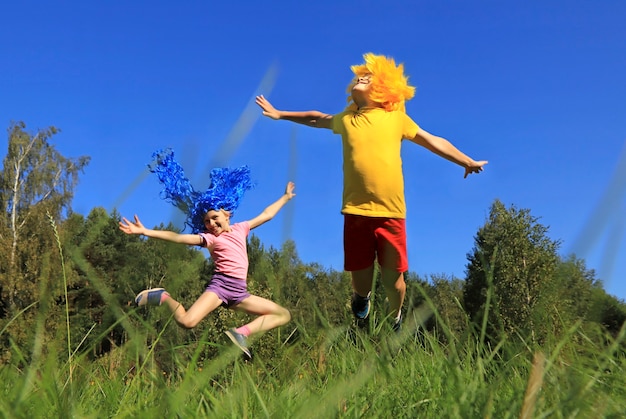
[
  {"left": 424, "top": 274, "right": 469, "bottom": 342},
  {"left": 464, "top": 199, "right": 563, "bottom": 344},
  {"left": 0, "top": 121, "right": 89, "bottom": 361},
  {"left": 534, "top": 255, "right": 599, "bottom": 341},
  {"left": 0, "top": 121, "right": 89, "bottom": 302},
  {"left": 588, "top": 287, "right": 626, "bottom": 337}
]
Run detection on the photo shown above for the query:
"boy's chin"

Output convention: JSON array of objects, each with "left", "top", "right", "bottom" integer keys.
[{"left": 351, "top": 90, "right": 370, "bottom": 102}]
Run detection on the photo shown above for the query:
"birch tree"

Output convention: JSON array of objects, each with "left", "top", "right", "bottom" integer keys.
[{"left": 0, "top": 121, "right": 90, "bottom": 312}]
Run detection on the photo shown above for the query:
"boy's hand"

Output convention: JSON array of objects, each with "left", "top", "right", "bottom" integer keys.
[
  {"left": 119, "top": 215, "right": 145, "bottom": 235},
  {"left": 256, "top": 95, "right": 281, "bottom": 120},
  {"left": 464, "top": 161, "right": 488, "bottom": 178}
]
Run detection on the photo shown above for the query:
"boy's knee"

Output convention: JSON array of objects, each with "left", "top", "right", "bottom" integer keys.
[
  {"left": 381, "top": 271, "right": 405, "bottom": 289},
  {"left": 396, "top": 279, "right": 406, "bottom": 292}
]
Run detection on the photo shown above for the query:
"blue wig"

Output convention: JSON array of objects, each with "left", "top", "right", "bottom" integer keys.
[{"left": 148, "top": 148, "right": 254, "bottom": 233}]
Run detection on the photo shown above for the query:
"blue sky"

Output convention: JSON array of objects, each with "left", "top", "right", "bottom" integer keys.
[{"left": 1, "top": 1, "right": 625, "bottom": 301}]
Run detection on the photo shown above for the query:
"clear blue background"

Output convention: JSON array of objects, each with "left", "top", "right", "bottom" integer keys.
[{"left": 2, "top": 1, "right": 624, "bottom": 300}]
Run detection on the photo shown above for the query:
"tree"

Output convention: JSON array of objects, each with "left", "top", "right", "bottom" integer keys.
[
  {"left": 0, "top": 121, "right": 89, "bottom": 313},
  {"left": 587, "top": 287, "right": 626, "bottom": 337},
  {"left": 426, "top": 274, "right": 469, "bottom": 343},
  {"left": 535, "top": 255, "right": 598, "bottom": 339},
  {"left": 463, "top": 199, "right": 560, "bottom": 343}
]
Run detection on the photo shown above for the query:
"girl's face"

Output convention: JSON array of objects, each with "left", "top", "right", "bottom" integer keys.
[{"left": 203, "top": 209, "right": 231, "bottom": 236}]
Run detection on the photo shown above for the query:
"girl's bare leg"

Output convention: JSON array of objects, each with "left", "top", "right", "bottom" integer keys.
[
  {"left": 163, "top": 291, "right": 223, "bottom": 329},
  {"left": 233, "top": 295, "right": 291, "bottom": 334}
]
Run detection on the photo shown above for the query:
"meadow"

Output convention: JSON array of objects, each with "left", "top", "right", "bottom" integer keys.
[{"left": 2, "top": 293, "right": 625, "bottom": 418}]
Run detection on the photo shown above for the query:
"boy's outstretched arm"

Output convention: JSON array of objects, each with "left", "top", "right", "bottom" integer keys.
[
  {"left": 410, "top": 128, "right": 488, "bottom": 178},
  {"left": 119, "top": 215, "right": 202, "bottom": 245},
  {"left": 255, "top": 95, "right": 332, "bottom": 129},
  {"left": 248, "top": 182, "right": 296, "bottom": 229}
]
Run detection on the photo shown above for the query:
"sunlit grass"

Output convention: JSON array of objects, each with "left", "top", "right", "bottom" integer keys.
[
  {"left": 1, "top": 221, "right": 625, "bottom": 418},
  {"left": 1, "top": 297, "right": 625, "bottom": 417}
]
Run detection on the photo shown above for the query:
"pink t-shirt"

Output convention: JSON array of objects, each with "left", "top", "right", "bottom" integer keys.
[{"left": 199, "top": 222, "right": 250, "bottom": 280}]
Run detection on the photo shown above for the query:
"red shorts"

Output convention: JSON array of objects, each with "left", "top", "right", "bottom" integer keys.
[{"left": 343, "top": 214, "right": 408, "bottom": 272}]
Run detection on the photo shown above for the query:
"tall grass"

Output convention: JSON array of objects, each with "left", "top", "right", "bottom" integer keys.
[
  {"left": 2, "top": 301, "right": 625, "bottom": 417},
  {"left": 1, "top": 236, "right": 625, "bottom": 417},
  {"left": 48, "top": 212, "right": 74, "bottom": 384}
]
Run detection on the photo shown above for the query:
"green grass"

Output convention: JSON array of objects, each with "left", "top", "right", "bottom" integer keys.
[
  {"left": 1, "top": 219, "right": 624, "bottom": 417},
  {"left": 2, "top": 305, "right": 625, "bottom": 418}
]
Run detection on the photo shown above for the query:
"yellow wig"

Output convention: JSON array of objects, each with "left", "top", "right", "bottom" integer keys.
[{"left": 345, "top": 53, "right": 416, "bottom": 112}]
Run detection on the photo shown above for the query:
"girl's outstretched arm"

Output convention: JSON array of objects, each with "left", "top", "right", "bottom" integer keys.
[
  {"left": 119, "top": 215, "right": 202, "bottom": 245},
  {"left": 255, "top": 95, "right": 332, "bottom": 129},
  {"left": 248, "top": 182, "right": 296, "bottom": 229}
]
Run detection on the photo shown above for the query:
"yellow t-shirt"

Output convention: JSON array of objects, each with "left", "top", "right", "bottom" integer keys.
[{"left": 331, "top": 108, "right": 420, "bottom": 218}]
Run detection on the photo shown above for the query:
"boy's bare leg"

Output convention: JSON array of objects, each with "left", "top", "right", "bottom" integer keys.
[
  {"left": 351, "top": 265, "right": 375, "bottom": 297},
  {"left": 380, "top": 267, "right": 405, "bottom": 318},
  {"left": 350, "top": 266, "right": 374, "bottom": 326}
]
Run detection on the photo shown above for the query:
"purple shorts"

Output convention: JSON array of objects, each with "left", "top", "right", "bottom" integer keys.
[{"left": 205, "top": 273, "right": 251, "bottom": 308}]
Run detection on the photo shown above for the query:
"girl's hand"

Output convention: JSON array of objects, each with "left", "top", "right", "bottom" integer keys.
[{"left": 119, "top": 215, "right": 145, "bottom": 235}]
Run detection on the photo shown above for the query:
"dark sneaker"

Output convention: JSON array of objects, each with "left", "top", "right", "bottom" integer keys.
[
  {"left": 354, "top": 316, "right": 370, "bottom": 331},
  {"left": 135, "top": 288, "right": 168, "bottom": 307},
  {"left": 392, "top": 314, "right": 403, "bottom": 333},
  {"left": 225, "top": 329, "right": 253, "bottom": 361},
  {"left": 351, "top": 292, "right": 371, "bottom": 320}
]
